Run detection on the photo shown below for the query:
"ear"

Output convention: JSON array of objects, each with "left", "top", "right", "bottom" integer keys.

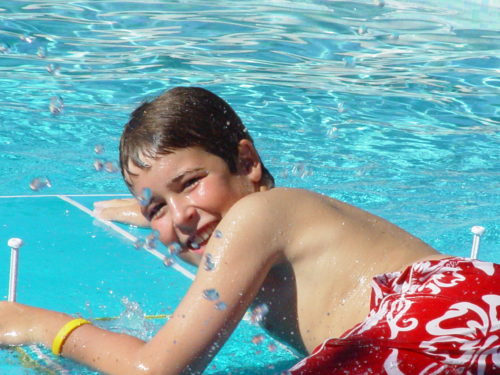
[{"left": 237, "top": 139, "right": 263, "bottom": 183}]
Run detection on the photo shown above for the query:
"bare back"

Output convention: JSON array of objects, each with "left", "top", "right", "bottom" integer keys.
[{"left": 250, "top": 188, "right": 444, "bottom": 353}]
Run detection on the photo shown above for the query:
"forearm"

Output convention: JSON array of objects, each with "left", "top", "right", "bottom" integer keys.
[
  {"left": 1, "top": 302, "right": 192, "bottom": 375},
  {"left": 60, "top": 323, "right": 153, "bottom": 375},
  {"left": 93, "top": 198, "right": 150, "bottom": 227}
]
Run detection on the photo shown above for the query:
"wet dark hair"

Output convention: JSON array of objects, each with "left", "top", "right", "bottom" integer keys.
[{"left": 119, "top": 86, "right": 274, "bottom": 189}]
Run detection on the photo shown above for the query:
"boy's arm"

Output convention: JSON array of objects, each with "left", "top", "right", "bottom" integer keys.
[
  {"left": 1, "top": 193, "right": 282, "bottom": 375},
  {"left": 93, "top": 198, "right": 150, "bottom": 227}
]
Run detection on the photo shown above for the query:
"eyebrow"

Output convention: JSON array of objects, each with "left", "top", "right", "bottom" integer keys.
[{"left": 167, "top": 167, "right": 206, "bottom": 188}]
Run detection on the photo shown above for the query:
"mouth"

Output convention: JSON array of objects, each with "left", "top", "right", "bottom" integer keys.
[{"left": 185, "top": 223, "right": 217, "bottom": 254}]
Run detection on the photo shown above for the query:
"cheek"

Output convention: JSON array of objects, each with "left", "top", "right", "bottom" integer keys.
[
  {"left": 195, "top": 179, "right": 237, "bottom": 209},
  {"left": 151, "top": 218, "right": 177, "bottom": 245}
]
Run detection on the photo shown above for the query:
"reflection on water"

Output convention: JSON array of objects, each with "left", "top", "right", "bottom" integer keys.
[{"left": 0, "top": 0, "right": 498, "bottom": 259}]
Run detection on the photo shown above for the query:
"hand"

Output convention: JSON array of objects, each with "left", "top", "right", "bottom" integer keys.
[{"left": 93, "top": 198, "right": 150, "bottom": 227}]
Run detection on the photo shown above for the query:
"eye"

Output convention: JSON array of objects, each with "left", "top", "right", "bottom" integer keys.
[
  {"left": 182, "top": 176, "right": 201, "bottom": 190},
  {"left": 146, "top": 203, "right": 167, "bottom": 221}
]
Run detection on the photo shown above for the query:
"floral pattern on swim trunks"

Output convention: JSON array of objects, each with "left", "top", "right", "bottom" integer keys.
[{"left": 288, "top": 257, "right": 500, "bottom": 375}]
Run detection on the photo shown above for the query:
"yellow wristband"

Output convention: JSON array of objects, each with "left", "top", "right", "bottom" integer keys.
[{"left": 52, "top": 318, "right": 91, "bottom": 356}]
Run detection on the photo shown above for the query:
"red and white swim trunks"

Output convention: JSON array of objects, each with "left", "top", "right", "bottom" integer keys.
[{"left": 289, "top": 257, "right": 500, "bottom": 374}]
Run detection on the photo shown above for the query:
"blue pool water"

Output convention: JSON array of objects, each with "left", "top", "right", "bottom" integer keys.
[{"left": 0, "top": 0, "right": 499, "bottom": 373}]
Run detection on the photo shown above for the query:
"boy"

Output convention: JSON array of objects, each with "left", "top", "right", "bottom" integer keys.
[{"left": 1, "top": 87, "right": 498, "bottom": 374}]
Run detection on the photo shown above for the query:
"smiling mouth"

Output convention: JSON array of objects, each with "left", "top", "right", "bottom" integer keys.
[{"left": 186, "top": 224, "right": 216, "bottom": 253}]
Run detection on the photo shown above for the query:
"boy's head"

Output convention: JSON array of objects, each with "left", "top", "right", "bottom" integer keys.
[{"left": 119, "top": 86, "right": 274, "bottom": 189}]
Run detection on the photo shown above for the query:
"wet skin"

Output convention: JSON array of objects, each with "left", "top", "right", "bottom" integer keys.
[{"left": 127, "top": 143, "right": 446, "bottom": 353}]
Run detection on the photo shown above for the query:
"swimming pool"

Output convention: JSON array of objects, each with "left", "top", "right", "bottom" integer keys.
[{"left": 1, "top": 0, "right": 499, "bottom": 373}]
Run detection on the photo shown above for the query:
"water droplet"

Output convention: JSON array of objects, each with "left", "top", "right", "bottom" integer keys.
[
  {"left": 145, "top": 230, "right": 159, "bottom": 250},
  {"left": 326, "top": 127, "right": 338, "bottom": 137},
  {"left": 167, "top": 242, "right": 182, "bottom": 256},
  {"left": 0, "top": 43, "right": 10, "bottom": 53},
  {"left": 291, "top": 163, "right": 313, "bottom": 179},
  {"left": 344, "top": 56, "right": 356, "bottom": 68},
  {"left": 20, "top": 35, "right": 35, "bottom": 43},
  {"left": 133, "top": 238, "right": 145, "bottom": 249},
  {"left": 94, "top": 144, "right": 104, "bottom": 154},
  {"left": 250, "top": 303, "right": 269, "bottom": 324},
  {"left": 268, "top": 343, "right": 277, "bottom": 352},
  {"left": 37, "top": 47, "right": 46, "bottom": 58},
  {"left": 163, "top": 257, "right": 175, "bottom": 267},
  {"left": 251, "top": 334, "right": 264, "bottom": 344},
  {"left": 29, "top": 177, "right": 51, "bottom": 191},
  {"left": 337, "top": 102, "right": 345, "bottom": 113},
  {"left": 215, "top": 301, "right": 227, "bottom": 310},
  {"left": 93, "top": 159, "right": 104, "bottom": 171},
  {"left": 358, "top": 25, "right": 368, "bottom": 35},
  {"left": 137, "top": 187, "right": 152, "bottom": 207},
  {"left": 203, "top": 288, "right": 220, "bottom": 301},
  {"left": 104, "top": 161, "right": 117, "bottom": 173},
  {"left": 46, "top": 63, "right": 61, "bottom": 75},
  {"left": 214, "top": 230, "right": 223, "bottom": 238},
  {"left": 49, "top": 96, "right": 64, "bottom": 115},
  {"left": 204, "top": 253, "right": 216, "bottom": 271}
]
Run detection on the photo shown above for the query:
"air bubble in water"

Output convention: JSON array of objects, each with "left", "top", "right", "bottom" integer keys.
[
  {"left": 29, "top": 177, "right": 51, "bottom": 191},
  {"left": 138, "top": 187, "right": 152, "bottom": 206},
  {"left": 49, "top": 96, "right": 64, "bottom": 115},
  {"left": 204, "top": 253, "right": 216, "bottom": 271},
  {"left": 203, "top": 288, "right": 220, "bottom": 301},
  {"left": 250, "top": 303, "right": 269, "bottom": 324},
  {"left": 215, "top": 301, "right": 227, "bottom": 311}
]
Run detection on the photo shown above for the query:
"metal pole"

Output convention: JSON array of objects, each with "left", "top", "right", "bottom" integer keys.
[{"left": 7, "top": 238, "right": 23, "bottom": 302}]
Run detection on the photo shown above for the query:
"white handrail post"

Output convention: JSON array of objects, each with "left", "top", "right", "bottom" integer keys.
[
  {"left": 7, "top": 238, "right": 23, "bottom": 302},
  {"left": 470, "top": 226, "right": 485, "bottom": 260}
]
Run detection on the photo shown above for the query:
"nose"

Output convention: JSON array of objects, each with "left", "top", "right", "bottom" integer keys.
[{"left": 168, "top": 195, "right": 197, "bottom": 233}]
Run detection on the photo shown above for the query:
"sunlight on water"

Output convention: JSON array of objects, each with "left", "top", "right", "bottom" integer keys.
[{"left": 0, "top": 1, "right": 499, "bottom": 372}]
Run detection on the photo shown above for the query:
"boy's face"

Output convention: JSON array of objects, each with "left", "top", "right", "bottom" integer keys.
[{"left": 127, "top": 146, "right": 259, "bottom": 255}]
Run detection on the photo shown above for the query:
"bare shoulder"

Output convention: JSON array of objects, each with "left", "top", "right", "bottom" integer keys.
[
  {"left": 233, "top": 187, "right": 336, "bottom": 211},
  {"left": 220, "top": 188, "right": 345, "bottom": 254},
  {"left": 228, "top": 188, "right": 337, "bottom": 226}
]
